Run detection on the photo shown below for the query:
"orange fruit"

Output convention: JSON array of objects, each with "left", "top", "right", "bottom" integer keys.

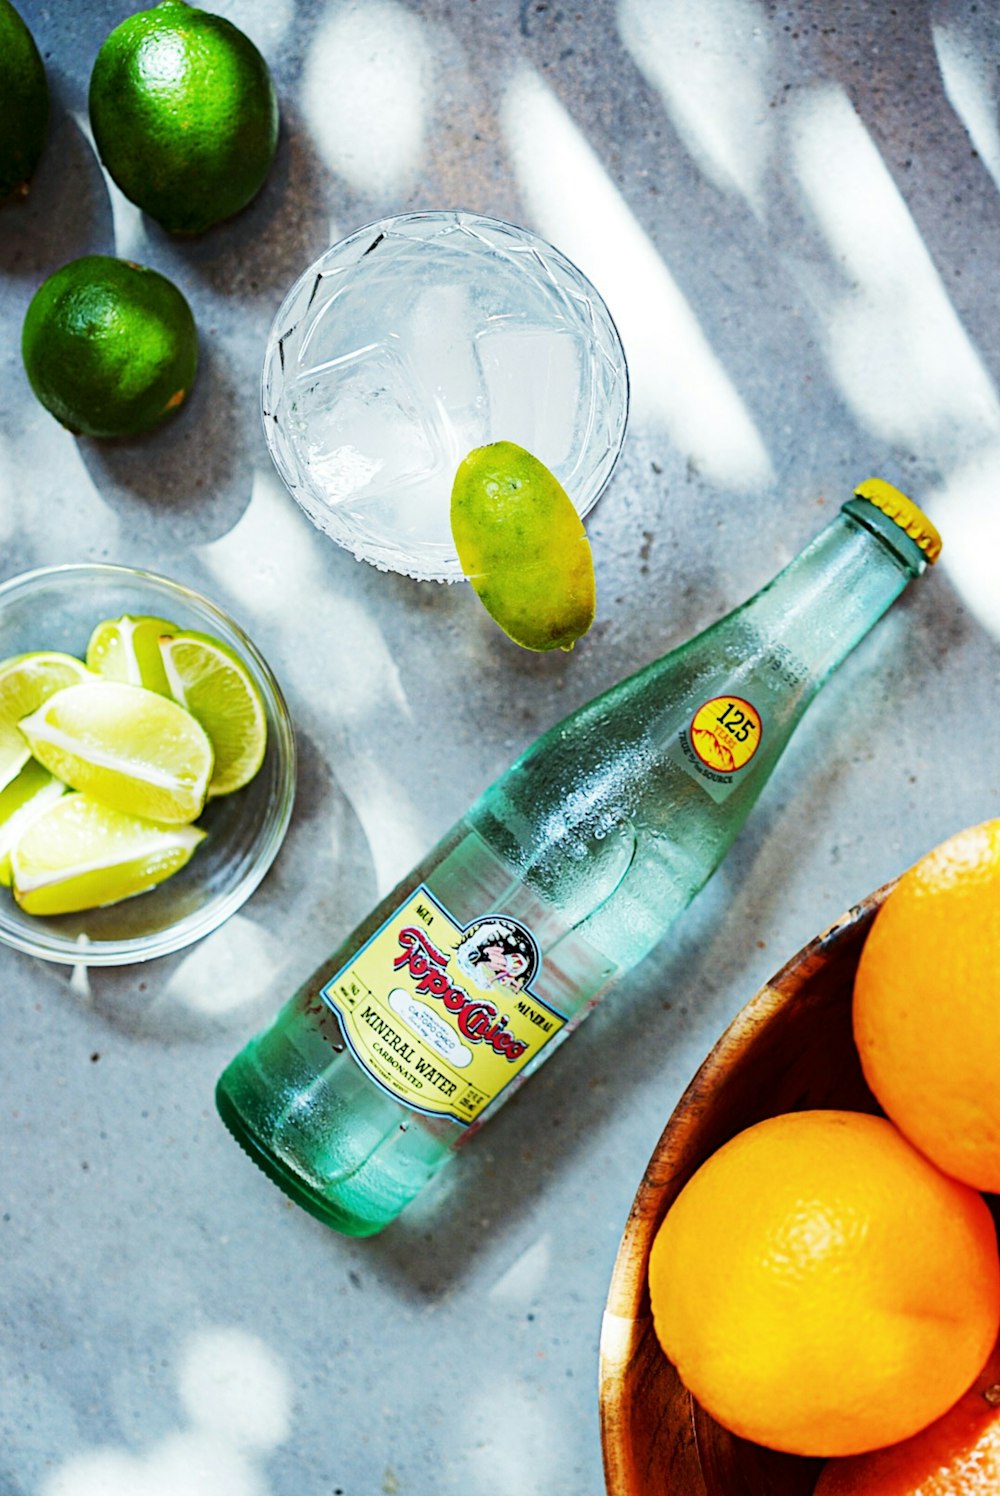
[
  {"left": 648, "top": 1110, "right": 1000, "bottom": 1458},
  {"left": 853, "top": 819, "right": 1000, "bottom": 1193},
  {"left": 814, "top": 1330, "right": 1000, "bottom": 1493}
]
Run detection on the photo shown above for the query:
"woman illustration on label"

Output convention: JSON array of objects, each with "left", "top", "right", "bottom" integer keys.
[{"left": 453, "top": 918, "right": 540, "bottom": 995}]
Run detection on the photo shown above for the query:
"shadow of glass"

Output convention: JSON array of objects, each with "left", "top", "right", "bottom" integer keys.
[
  {"left": 31, "top": 1325, "right": 294, "bottom": 1496},
  {"left": 371, "top": 562, "right": 494, "bottom": 652},
  {"left": 0, "top": 95, "right": 113, "bottom": 278},
  {"left": 143, "top": 102, "right": 335, "bottom": 304},
  {"left": 75, "top": 343, "right": 255, "bottom": 545}
]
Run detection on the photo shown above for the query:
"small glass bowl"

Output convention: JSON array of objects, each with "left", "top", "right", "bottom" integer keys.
[
  {"left": 0, "top": 564, "right": 296, "bottom": 966},
  {"left": 262, "top": 210, "right": 630, "bottom": 582}
]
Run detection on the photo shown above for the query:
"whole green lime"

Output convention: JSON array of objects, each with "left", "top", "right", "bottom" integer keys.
[
  {"left": 88, "top": 0, "right": 279, "bottom": 235},
  {"left": 22, "top": 255, "right": 199, "bottom": 438},
  {"left": 0, "top": 0, "right": 49, "bottom": 200}
]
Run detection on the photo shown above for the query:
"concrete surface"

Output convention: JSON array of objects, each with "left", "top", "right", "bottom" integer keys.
[{"left": 3, "top": 2, "right": 1000, "bottom": 1493}]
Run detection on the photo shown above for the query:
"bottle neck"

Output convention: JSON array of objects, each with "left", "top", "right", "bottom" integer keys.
[{"left": 739, "top": 506, "right": 924, "bottom": 689}]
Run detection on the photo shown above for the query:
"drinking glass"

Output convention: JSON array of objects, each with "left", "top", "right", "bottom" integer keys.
[{"left": 261, "top": 210, "right": 629, "bottom": 582}]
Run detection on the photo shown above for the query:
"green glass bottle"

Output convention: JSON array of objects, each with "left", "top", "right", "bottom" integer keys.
[{"left": 217, "top": 480, "right": 941, "bottom": 1236}]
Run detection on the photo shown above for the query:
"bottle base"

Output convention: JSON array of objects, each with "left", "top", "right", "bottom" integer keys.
[{"left": 215, "top": 1080, "right": 390, "bottom": 1239}]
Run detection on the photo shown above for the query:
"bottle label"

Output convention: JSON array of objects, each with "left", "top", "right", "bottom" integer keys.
[
  {"left": 319, "top": 885, "right": 566, "bottom": 1126},
  {"left": 672, "top": 694, "right": 763, "bottom": 803}
]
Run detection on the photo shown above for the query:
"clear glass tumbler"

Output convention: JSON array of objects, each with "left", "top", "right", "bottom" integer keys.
[{"left": 261, "top": 210, "right": 629, "bottom": 582}]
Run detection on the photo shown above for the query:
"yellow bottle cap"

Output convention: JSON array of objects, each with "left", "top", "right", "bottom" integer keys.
[{"left": 854, "top": 478, "right": 942, "bottom": 564}]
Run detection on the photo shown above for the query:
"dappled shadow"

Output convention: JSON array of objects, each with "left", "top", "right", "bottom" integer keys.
[
  {"left": 804, "top": 0, "right": 1000, "bottom": 395},
  {"left": 496, "top": 0, "right": 1000, "bottom": 539},
  {"left": 36, "top": 1326, "right": 293, "bottom": 1496}
]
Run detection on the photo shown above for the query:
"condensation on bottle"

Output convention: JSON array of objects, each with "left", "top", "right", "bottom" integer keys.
[{"left": 216, "top": 479, "right": 942, "bottom": 1236}]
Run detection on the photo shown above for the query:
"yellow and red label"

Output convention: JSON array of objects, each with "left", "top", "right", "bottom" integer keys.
[
  {"left": 690, "top": 696, "right": 762, "bottom": 773},
  {"left": 672, "top": 693, "right": 764, "bottom": 802},
  {"left": 319, "top": 887, "right": 565, "bottom": 1126}
]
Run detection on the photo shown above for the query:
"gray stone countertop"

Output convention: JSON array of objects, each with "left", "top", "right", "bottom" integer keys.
[{"left": 4, "top": 2, "right": 1000, "bottom": 1493}]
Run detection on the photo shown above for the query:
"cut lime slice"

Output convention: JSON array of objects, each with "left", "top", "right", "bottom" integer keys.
[
  {"left": 160, "top": 630, "right": 267, "bottom": 796},
  {"left": 19, "top": 681, "right": 214, "bottom": 825},
  {"left": 0, "top": 759, "right": 66, "bottom": 887},
  {"left": 0, "top": 651, "right": 93, "bottom": 792},
  {"left": 86, "top": 614, "right": 179, "bottom": 694},
  {"left": 451, "top": 441, "right": 596, "bottom": 652},
  {"left": 11, "top": 792, "right": 205, "bottom": 915}
]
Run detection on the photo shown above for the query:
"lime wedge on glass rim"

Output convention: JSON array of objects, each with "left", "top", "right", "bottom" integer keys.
[
  {"left": 86, "top": 614, "right": 178, "bottom": 694},
  {"left": 159, "top": 630, "right": 267, "bottom": 796},
  {"left": 18, "top": 680, "right": 213, "bottom": 825},
  {"left": 11, "top": 792, "right": 205, "bottom": 916},
  {"left": 0, "top": 758, "right": 66, "bottom": 887},
  {"left": 0, "top": 651, "right": 93, "bottom": 791},
  {"left": 450, "top": 440, "right": 597, "bottom": 652}
]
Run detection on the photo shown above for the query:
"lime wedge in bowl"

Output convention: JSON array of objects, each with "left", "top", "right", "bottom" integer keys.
[
  {"left": 86, "top": 614, "right": 178, "bottom": 694},
  {"left": 11, "top": 792, "right": 205, "bottom": 916},
  {"left": 0, "top": 651, "right": 93, "bottom": 791},
  {"left": 0, "top": 758, "right": 66, "bottom": 886},
  {"left": 0, "top": 562, "right": 295, "bottom": 964},
  {"left": 160, "top": 630, "right": 267, "bottom": 796},
  {"left": 19, "top": 680, "right": 214, "bottom": 825}
]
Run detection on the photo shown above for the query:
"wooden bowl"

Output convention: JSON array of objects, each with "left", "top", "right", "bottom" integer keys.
[{"left": 599, "top": 885, "right": 893, "bottom": 1496}]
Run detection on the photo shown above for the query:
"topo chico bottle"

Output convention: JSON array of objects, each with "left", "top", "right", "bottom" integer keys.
[{"left": 217, "top": 479, "right": 941, "bottom": 1236}]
